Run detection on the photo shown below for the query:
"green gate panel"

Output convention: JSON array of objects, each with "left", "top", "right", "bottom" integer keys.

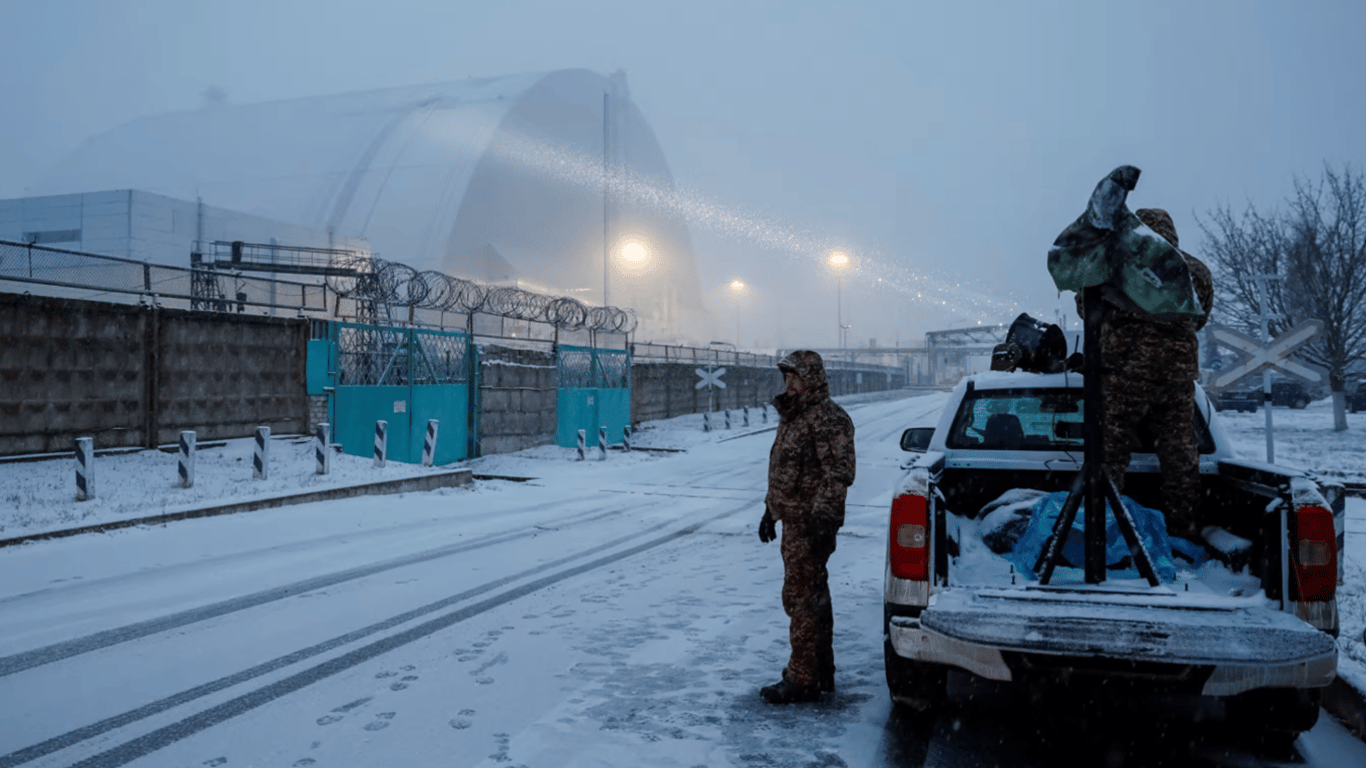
[
  {"left": 334, "top": 385, "right": 412, "bottom": 462},
  {"left": 306, "top": 339, "right": 333, "bottom": 395},
  {"left": 557, "top": 388, "right": 598, "bottom": 448},
  {"left": 595, "top": 388, "right": 630, "bottom": 445},
  {"left": 411, "top": 384, "right": 469, "bottom": 464}
]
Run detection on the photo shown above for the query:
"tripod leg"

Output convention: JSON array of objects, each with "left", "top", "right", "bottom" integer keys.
[
  {"left": 1103, "top": 472, "right": 1161, "bottom": 586},
  {"left": 1036, "top": 470, "right": 1086, "bottom": 584}
]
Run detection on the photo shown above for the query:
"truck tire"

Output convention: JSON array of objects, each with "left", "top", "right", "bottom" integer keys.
[
  {"left": 884, "top": 637, "right": 948, "bottom": 712},
  {"left": 1225, "top": 687, "right": 1320, "bottom": 747}
]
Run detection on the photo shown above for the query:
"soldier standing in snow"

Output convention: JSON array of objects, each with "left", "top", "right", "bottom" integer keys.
[
  {"left": 1081, "top": 208, "right": 1215, "bottom": 539},
  {"left": 757, "top": 350, "right": 856, "bottom": 703}
]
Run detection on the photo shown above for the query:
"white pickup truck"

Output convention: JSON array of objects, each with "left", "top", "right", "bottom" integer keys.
[{"left": 883, "top": 371, "right": 1342, "bottom": 745}]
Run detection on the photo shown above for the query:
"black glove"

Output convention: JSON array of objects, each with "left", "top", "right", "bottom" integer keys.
[{"left": 758, "top": 509, "right": 776, "bottom": 543}]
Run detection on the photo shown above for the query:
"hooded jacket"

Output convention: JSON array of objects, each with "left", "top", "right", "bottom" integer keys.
[
  {"left": 765, "top": 350, "right": 856, "bottom": 527},
  {"left": 1102, "top": 209, "right": 1214, "bottom": 385}
]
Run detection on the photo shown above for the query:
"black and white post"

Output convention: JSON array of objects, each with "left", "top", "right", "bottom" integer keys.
[
  {"left": 374, "top": 420, "right": 388, "bottom": 468},
  {"left": 315, "top": 423, "right": 331, "bottom": 475},
  {"left": 74, "top": 437, "right": 94, "bottom": 501},
  {"left": 743, "top": 407, "right": 750, "bottom": 428},
  {"left": 577, "top": 429, "right": 586, "bottom": 460},
  {"left": 598, "top": 425, "right": 607, "bottom": 461},
  {"left": 178, "top": 430, "right": 196, "bottom": 488},
  {"left": 253, "top": 426, "right": 270, "bottom": 480},
  {"left": 623, "top": 424, "right": 632, "bottom": 452},
  {"left": 422, "top": 419, "right": 439, "bottom": 467},
  {"left": 703, "top": 412, "right": 711, "bottom": 432},
  {"left": 724, "top": 409, "right": 731, "bottom": 430},
  {"left": 762, "top": 405, "right": 768, "bottom": 424}
]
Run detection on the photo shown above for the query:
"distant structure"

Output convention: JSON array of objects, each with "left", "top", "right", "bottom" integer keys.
[{"left": 17, "top": 69, "right": 708, "bottom": 341}]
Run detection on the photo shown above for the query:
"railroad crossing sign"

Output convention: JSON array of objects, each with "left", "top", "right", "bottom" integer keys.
[
  {"left": 1209, "top": 320, "right": 1323, "bottom": 390},
  {"left": 695, "top": 366, "right": 727, "bottom": 390}
]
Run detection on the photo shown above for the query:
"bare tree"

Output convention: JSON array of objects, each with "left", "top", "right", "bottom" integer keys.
[{"left": 1198, "top": 163, "right": 1366, "bottom": 431}]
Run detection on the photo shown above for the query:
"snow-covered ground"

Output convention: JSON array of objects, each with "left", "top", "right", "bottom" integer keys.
[{"left": 0, "top": 390, "right": 1362, "bottom": 766}]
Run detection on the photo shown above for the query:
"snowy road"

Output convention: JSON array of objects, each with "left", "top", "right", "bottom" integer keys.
[{"left": 1, "top": 393, "right": 1364, "bottom": 767}]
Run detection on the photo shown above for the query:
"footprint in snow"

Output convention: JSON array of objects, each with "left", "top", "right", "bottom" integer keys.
[
  {"left": 292, "top": 760, "right": 317, "bottom": 767},
  {"left": 364, "top": 712, "right": 396, "bottom": 731},
  {"left": 449, "top": 718, "right": 473, "bottom": 730},
  {"left": 202, "top": 760, "right": 227, "bottom": 767},
  {"left": 374, "top": 670, "right": 397, "bottom": 679}
]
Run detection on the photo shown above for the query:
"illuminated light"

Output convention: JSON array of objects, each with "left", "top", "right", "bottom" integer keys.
[
  {"left": 730, "top": 279, "right": 745, "bottom": 292},
  {"left": 621, "top": 242, "right": 648, "bottom": 263},
  {"left": 828, "top": 251, "right": 849, "bottom": 268}
]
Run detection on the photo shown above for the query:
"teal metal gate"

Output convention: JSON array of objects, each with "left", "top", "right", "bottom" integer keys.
[
  {"left": 313, "top": 322, "right": 471, "bottom": 464},
  {"left": 556, "top": 345, "right": 631, "bottom": 448}
]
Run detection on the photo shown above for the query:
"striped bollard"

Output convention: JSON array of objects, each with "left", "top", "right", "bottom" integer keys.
[
  {"left": 762, "top": 405, "right": 769, "bottom": 424},
  {"left": 253, "top": 426, "right": 270, "bottom": 480},
  {"left": 623, "top": 424, "right": 632, "bottom": 452},
  {"left": 374, "top": 420, "right": 388, "bottom": 468},
  {"left": 743, "top": 407, "right": 750, "bottom": 428},
  {"left": 703, "top": 412, "right": 711, "bottom": 432},
  {"left": 724, "top": 409, "right": 731, "bottom": 430},
  {"left": 178, "top": 430, "right": 196, "bottom": 488},
  {"left": 598, "top": 425, "right": 607, "bottom": 461},
  {"left": 315, "top": 423, "right": 331, "bottom": 475},
  {"left": 74, "top": 437, "right": 94, "bottom": 501},
  {"left": 577, "top": 429, "right": 586, "bottom": 460},
  {"left": 422, "top": 419, "right": 439, "bottom": 467}
]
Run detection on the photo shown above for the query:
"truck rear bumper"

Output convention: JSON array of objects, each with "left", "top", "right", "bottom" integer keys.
[{"left": 888, "top": 591, "right": 1338, "bottom": 697}]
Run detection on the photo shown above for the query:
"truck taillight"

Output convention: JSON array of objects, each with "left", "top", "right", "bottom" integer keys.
[
  {"left": 1291, "top": 505, "right": 1337, "bottom": 602},
  {"left": 889, "top": 493, "right": 929, "bottom": 581}
]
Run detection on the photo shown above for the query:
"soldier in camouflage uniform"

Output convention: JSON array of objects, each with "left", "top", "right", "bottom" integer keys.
[
  {"left": 1080, "top": 208, "right": 1215, "bottom": 538},
  {"left": 757, "top": 350, "right": 856, "bottom": 704}
]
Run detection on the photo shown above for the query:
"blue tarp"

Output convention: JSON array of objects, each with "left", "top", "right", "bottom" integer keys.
[{"left": 1008, "top": 490, "right": 1206, "bottom": 582}]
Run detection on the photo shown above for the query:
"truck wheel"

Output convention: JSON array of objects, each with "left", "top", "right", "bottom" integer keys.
[
  {"left": 884, "top": 637, "right": 948, "bottom": 712},
  {"left": 1226, "top": 687, "right": 1320, "bottom": 742},
  {"left": 1294, "top": 396, "right": 1309, "bottom": 409}
]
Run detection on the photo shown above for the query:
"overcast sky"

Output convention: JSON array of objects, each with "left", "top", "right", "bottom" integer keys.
[{"left": 3, "top": 0, "right": 1364, "bottom": 349}]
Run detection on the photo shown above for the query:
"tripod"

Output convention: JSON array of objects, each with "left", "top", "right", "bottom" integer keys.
[{"left": 1033, "top": 285, "right": 1160, "bottom": 586}]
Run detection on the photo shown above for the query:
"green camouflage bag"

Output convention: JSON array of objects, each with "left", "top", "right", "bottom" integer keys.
[{"left": 1047, "top": 166, "right": 1203, "bottom": 321}]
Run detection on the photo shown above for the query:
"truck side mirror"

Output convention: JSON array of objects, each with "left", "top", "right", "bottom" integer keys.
[{"left": 900, "top": 427, "right": 934, "bottom": 452}]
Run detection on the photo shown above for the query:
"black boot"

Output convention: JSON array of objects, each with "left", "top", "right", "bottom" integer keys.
[{"left": 760, "top": 676, "right": 821, "bottom": 704}]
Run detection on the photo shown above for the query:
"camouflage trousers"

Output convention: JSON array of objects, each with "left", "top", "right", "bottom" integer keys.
[
  {"left": 780, "top": 521, "right": 837, "bottom": 689},
  {"left": 1103, "top": 374, "right": 1201, "bottom": 536}
]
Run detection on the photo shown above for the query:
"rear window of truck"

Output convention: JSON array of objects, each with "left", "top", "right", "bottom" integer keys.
[{"left": 945, "top": 388, "right": 1215, "bottom": 454}]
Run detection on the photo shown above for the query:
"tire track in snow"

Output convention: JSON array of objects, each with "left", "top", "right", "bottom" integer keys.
[
  {"left": 1, "top": 498, "right": 756, "bottom": 768},
  {"left": 0, "top": 497, "right": 637, "bottom": 679}
]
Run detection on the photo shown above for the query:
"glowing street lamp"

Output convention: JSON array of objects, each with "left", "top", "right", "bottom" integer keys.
[
  {"left": 622, "top": 241, "right": 648, "bottom": 264},
  {"left": 828, "top": 251, "right": 851, "bottom": 349},
  {"left": 729, "top": 279, "right": 747, "bottom": 347}
]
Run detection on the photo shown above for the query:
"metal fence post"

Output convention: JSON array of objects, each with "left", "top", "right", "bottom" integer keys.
[
  {"left": 422, "top": 419, "right": 439, "bottom": 467},
  {"left": 577, "top": 429, "right": 586, "bottom": 460},
  {"left": 74, "top": 437, "right": 94, "bottom": 501},
  {"left": 253, "top": 426, "right": 270, "bottom": 480},
  {"left": 316, "top": 423, "right": 331, "bottom": 475},
  {"left": 178, "top": 430, "right": 196, "bottom": 488},
  {"left": 599, "top": 425, "right": 607, "bottom": 460},
  {"left": 375, "top": 420, "right": 388, "bottom": 468}
]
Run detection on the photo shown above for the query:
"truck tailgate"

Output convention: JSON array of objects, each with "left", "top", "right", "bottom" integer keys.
[{"left": 921, "top": 588, "right": 1336, "bottom": 667}]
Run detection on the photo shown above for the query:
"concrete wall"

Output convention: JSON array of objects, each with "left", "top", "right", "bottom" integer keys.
[
  {"left": 477, "top": 345, "right": 557, "bottom": 456},
  {"left": 630, "top": 361, "right": 906, "bottom": 423},
  {"left": 0, "top": 292, "right": 307, "bottom": 456}
]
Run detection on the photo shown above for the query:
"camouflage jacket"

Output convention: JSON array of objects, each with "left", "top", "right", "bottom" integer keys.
[
  {"left": 766, "top": 350, "right": 856, "bottom": 528},
  {"left": 1075, "top": 209, "right": 1215, "bottom": 385}
]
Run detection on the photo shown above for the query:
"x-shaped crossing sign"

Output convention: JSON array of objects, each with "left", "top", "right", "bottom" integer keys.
[
  {"left": 1209, "top": 320, "right": 1323, "bottom": 390},
  {"left": 695, "top": 366, "right": 727, "bottom": 390}
]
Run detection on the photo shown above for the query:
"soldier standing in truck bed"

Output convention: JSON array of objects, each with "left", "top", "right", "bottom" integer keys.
[
  {"left": 757, "top": 350, "right": 856, "bottom": 703},
  {"left": 1084, "top": 208, "right": 1215, "bottom": 539}
]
